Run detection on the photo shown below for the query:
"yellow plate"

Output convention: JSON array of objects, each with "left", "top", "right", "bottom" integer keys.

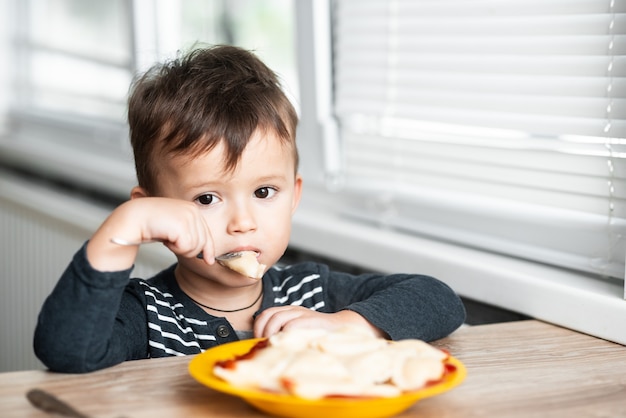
[{"left": 189, "top": 338, "right": 466, "bottom": 418}]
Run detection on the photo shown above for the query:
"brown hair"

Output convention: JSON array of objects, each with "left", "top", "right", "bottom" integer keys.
[{"left": 127, "top": 45, "right": 298, "bottom": 195}]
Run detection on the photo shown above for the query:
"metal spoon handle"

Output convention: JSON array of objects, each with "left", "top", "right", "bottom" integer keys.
[
  {"left": 26, "top": 388, "right": 91, "bottom": 418},
  {"left": 109, "top": 237, "right": 241, "bottom": 261}
]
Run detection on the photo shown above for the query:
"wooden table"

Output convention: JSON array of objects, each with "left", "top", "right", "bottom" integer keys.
[{"left": 1, "top": 320, "right": 625, "bottom": 417}]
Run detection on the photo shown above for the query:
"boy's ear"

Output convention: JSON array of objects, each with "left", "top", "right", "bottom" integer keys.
[
  {"left": 130, "top": 186, "right": 149, "bottom": 200},
  {"left": 291, "top": 174, "right": 303, "bottom": 214}
]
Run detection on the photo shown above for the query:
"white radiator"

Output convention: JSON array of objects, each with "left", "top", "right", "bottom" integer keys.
[{"left": 0, "top": 170, "right": 175, "bottom": 372}]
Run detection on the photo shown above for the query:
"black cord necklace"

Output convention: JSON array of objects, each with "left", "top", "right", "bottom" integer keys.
[{"left": 187, "top": 288, "right": 263, "bottom": 313}]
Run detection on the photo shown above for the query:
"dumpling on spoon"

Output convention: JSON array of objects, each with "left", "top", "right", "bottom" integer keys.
[{"left": 218, "top": 251, "right": 266, "bottom": 279}]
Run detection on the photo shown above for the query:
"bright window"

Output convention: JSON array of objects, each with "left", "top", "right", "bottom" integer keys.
[
  {"left": 17, "top": 0, "right": 132, "bottom": 120},
  {"left": 1, "top": 0, "right": 297, "bottom": 194},
  {"left": 328, "top": 0, "right": 626, "bottom": 280}
]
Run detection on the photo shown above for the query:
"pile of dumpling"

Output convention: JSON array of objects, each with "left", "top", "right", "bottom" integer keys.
[{"left": 213, "top": 327, "right": 449, "bottom": 400}]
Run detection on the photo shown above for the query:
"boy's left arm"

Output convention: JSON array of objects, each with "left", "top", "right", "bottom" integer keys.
[
  {"left": 331, "top": 271, "right": 467, "bottom": 341},
  {"left": 255, "top": 264, "right": 466, "bottom": 341}
]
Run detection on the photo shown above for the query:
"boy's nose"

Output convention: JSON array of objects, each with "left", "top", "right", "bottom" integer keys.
[{"left": 227, "top": 202, "right": 257, "bottom": 233}]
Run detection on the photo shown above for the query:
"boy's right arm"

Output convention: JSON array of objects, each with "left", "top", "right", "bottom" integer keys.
[
  {"left": 34, "top": 197, "right": 215, "bottom": 373},
  {"left": 34, "top": 243, "right": 147, "bottom": 372}
]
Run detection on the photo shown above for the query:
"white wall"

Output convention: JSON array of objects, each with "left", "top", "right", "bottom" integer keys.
[{"left": 0, "top": 0, "right": 10, "bottom": 133}]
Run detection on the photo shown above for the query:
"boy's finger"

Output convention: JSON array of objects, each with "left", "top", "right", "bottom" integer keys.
[{"left": 254, "top": 307, "right": 302, "bottom": 338}]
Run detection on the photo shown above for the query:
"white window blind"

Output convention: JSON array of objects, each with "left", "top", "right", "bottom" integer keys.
[
  {"left": 13, "top": 0, "right": 133, "bottom": 121},
  {"left": 332, "top": 0, "right": 626, "bottom": 279},
  {"left": 11, "top": 0, "right": 296, "bottom": 124}
]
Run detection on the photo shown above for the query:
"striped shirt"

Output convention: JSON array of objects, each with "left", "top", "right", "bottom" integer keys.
[{"left": 138, "top": 264, "right": 330, "bottom": 358}]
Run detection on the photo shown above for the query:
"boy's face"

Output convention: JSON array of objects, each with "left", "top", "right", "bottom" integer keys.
[{"left": 154, "top": 129, "right": 302, "bottom": 284}]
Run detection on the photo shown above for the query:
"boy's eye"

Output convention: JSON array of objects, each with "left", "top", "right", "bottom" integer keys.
[
  {"left": 195, "top": 193, "right": 219, "bottom": 206},
  {"left": 254, "top": 187, "right": 276, "bottom": 199}
]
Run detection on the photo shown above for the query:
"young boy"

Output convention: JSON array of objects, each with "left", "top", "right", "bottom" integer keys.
[{"left": 34, "top": 45, "right": 465, "bottom": 373}]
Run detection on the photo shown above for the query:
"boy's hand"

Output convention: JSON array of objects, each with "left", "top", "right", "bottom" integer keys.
[
  {"left": 86, "top": 197, "right": 214, "bottom": 271},
  {"left": 253, "top": 306, "right": 386, "bottom": 339}
]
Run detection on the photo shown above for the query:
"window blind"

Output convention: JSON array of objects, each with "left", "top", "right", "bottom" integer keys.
[
  {"left": 331, "top": 0, "right": 626, "bottom": 279},
  {"left": 14, "top": 0, "right": 133, "bottom": 120}
]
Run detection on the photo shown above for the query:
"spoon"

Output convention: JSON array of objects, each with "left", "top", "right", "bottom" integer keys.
[
  {"left": 109, "top": 237, "right": 243, "bottom": 261},
  {"left": 27, "top": 388, "right": 91, "bottom": 418},
  {"left": 27, "top": 388, "right": 128, "bottom": 418}
]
